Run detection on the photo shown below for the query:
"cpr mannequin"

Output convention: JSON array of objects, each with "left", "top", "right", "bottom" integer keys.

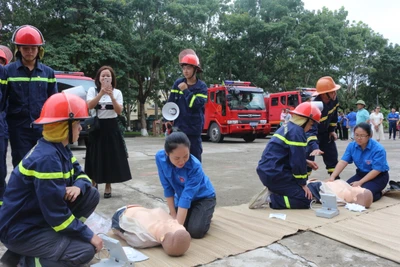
[
  {"left": 308, "top": 179, "right": 373, "bottom": 208},
  {"left": 112, "top": 205, "right": 191, "bottom": 256}
]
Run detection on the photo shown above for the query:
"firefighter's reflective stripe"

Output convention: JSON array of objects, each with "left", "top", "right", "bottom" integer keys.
[
  {"left": 307, "top": 135, "right": 318, "bottom": 143},
  {"left": 273, "top": 133, "right": 307, "bottom": 147},
  {"left": 35, "top": 258, "right": 42, "bottom": 267},
  {"left": 284, "top": 196, "right": 291, "bottom": 209},
  {"left": 76, "top": 174, "right": 91, "bottom": 182},
  {"left": 293, "top": 174, "right": 307, "bottom": 179},
  {"left": 319, "top": 103, "right": 339, "bottom": 122},
  {"left": 8, "top": 77, "right": 57, "bottom": 83},
  {"left": 189, "top": 93, "right": 207, "bottom": 108},
  {"left": 330, "top": 123, "right": 337, "bottom": 127},
  {"left": 53, "top": 214, "right": 75, "bottom": 232},
  {"left": 18, "top": 161, "right": 72, "bottom": 179},
  {"left": 170, "top": 89, "right": 183, "bottom": 94},
  {"left": 327, "top": 168, "right": 335, "bottom": 173},
  {"left": 0, "top": 78, "right": 7, "bottom": 85}
]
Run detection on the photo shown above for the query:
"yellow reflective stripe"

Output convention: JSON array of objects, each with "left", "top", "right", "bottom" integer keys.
[
  {"left": 327, "top": 168, "right": 335, "bottom": 173},
  {"left": 79, "top": 216, "right": 87, "bottom": 223},
  {"left": 307, "top": 171, "right": 312, "bottom": 176},
  {"left": 195, "top": 93, "right": 207, "bottom": 99},
  {"left": 35, "top": 257, "right": 42, "bottom": 267},
  {"left": 0, "top": 201, "right": 3, "bottom": 206},
  {"left": 284, "top": 196, "right": 291, "bottom": 208},
  {"left": 329, "top": 123, "right": 337, "bottom": 126},
  {"left": 53, "top": 214, "right": 75, "bottom": 232},
  {"left": 0, "top": 79, "right": 7, "bottom": 85},
  {"left": 76, "top": 174, "right": 91, "bottom": 182},
  {"left": 8, "top": 77, "right": 56, "bottom": 83},
  {"left": 320, "top": 103, "right": 339, "bottom": 122},
  {"left": 71, "top": 156, "right": 77, "bottom": 163},
  {"left": 307, "top": 136, "right": 318, "bottom": 142},
  {"left": 293, "top": 174, "right": 307, "bottom": 179},
  {"left": 189, "top": 95, "right": 196, "bottom": 108},
  {"left": 19, "top": 161, "right": 72, "bottom": 179},
  {"left": 273, "top": 134, "right": 307, "bottom": 147},
  {"left": 171, "top": 89, "right": 183, "bottom": 94}
]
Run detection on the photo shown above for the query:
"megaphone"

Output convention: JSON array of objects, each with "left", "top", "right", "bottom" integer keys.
[
  {"left": 62, "top": 85, "right": 87, "bottom": 101},
  {"left": 312, "top": 101, "right": 324, "bottom": 111},
  {"left": 162, "top": 102, "right": 180, "bottom": 121}
]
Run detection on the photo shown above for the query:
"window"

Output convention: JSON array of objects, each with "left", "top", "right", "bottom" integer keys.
[
  {"left": 271, "top": 97, "right": 279, "bottom": 106},
  {"left": 280, "top": 96, "right": 286, "bottom": 105},
  {"left": 288, "top": 94, "right": 299, "bottom": 107}
]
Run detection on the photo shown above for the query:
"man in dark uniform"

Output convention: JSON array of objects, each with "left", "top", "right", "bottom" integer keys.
[
  {"left": 168, "top": 49, "right": 207, "bottom": 162},
  {"left": 306, "top": 76, "right": 340, "bottom": 177},
  {"left": 5, "top": 25, "right": 57, "bottom": 167}
]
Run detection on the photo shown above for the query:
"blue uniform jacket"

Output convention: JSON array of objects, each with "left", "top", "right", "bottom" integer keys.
[
  {"left": 306, "top": 96, "right": 339, "bottom": 151},
  {"left": 341, "top": 138, "right": 389, "bottom": 173},
  {"left": 155, "top": 150, "right": 215, "bottom": 209},
  {"left": 5, "top": 59, "right": 57, "bottom": 128},
  {"left": 167, "top": 77, "right": 208, "bottom": 135},
  {"left": 0, "top": 138, "right": 94, "bottom": 244},
  {"left": 0, "top": 66, "right": 7, "bottom": 137},
  {"left": 257, "top": 122, "right": 308, "bottom": 186}
]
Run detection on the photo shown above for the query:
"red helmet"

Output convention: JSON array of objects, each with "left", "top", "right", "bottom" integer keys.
[
  {"left": 0, "top": 50, "right": 7, "bottom": 65},
  {"left": 180, "top": 54, "right": 203, "bottom": 73},
  {"left": 34, "top": 92, "right": 89, "bottom": 124},
  {"left": 290, "top": 102, "right": 321, "bottom": 123},
  {"left": 0, "top": 45, "right": 13, "bottom": 64},
  {"left": 12, "top": 25, "right": 45, "bottom": 46}
]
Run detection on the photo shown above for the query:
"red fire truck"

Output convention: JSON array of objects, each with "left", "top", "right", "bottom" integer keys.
[
  {"left": 203, "top": 81, "right": 271, "bottom": 143},
  {"left": 264, "top": 88, "right": 316, "bottom": 132}
]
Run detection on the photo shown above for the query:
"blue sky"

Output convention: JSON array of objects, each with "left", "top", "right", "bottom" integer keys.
[{"left": 302, "top": 0, "right": 400, "bottom": 45}]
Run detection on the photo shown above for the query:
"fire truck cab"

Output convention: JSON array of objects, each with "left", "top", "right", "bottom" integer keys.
[
  {"left": 203, "top": 80, "right": 271, "bottom": 143},
  {"left": 264, "top": 88, "right": 316, "bottom": 132}
]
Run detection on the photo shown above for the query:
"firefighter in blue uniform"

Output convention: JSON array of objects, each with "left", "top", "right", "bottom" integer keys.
[
  {"left": 5, "top": 25, "right": 57, "bottom": 168},
  {"left": 306, "top": 76, "right": 340, "bottom": 176},
  {"left": 249, "top": 102, "right": 321, "bottom": 209},
  {"left": 0, "top": 63, "right": 7, "bottom": 207},
  {"left": 167, "top": 49, "right": 208, "bottom": 162},
  {"left": 0, "top": 92, "right": 102, "bottom": 266}
]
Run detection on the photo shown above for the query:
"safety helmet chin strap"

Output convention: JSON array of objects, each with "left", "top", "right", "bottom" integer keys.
[
  {"left": 189, "top": 67, "right": 197, "bottom": 79},
  {"left": 68, "top": 113, "right": 74, "bottom": 145}
]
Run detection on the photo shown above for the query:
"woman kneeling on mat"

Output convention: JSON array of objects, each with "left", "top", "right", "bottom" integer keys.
[
  {"left": 155, "top": 131, "right": 216, "bottom": 238},
  {"left": 328, "top": 122, "right": 389, "bottom": 202}
]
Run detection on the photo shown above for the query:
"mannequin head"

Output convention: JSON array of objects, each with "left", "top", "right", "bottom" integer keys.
[
  {"left": 161, "top": 230, "right": 191, "bottom": 256},
  {"left": 353, "top": 189, "right": 373, "bottom": 208}
]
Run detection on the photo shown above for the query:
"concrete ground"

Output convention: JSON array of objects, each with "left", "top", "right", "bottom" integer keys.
[{"left": 1, "top": 135, "right": 400, "bottom": 266}]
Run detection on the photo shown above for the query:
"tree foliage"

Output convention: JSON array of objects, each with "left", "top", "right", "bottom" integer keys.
[{"left": 1, "top": 0, "right": 399, "bottom": 134}]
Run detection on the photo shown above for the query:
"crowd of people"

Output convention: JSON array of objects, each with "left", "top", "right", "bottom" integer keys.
[{"left": 0, "top": 24, "right": 395, "bottom": 266}]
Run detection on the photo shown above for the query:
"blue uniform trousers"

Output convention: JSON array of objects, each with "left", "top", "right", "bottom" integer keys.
[
  {"left": 262, "top": 177, "right": 311, "bottom": 209},
  {"left": 347, "top": 170, "right": 389, "bottom": 202},
  {"left": 388, "top": 122, "right": 397, "bottom": 140},
  {"left": 4, "top": 187, "right": 100, "bottom": 267},
  {"left": 0, "top": 136, "right": 7, "bottom": 204},
  {"left": 9, "top": 127, "right": 42, "bottom": 168},
  {"left": 307, "top": 132, "right": 338, "bottom": 175},
  {"left": 187, "top": 135, "right": 202, "bottom": 162},
  {"left": 174, "top": 197, "right": 216, "bottom": 239}
]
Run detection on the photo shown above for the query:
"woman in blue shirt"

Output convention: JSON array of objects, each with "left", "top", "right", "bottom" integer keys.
[
  {"left": 155, "top": 131, "right": 216, "bottom": 238},
  {"left": 328, "top": 122, "right": 389, "bottom": 201}
]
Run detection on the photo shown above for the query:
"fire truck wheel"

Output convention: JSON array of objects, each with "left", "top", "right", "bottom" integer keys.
[
  {"left": 243, "top": 134, "right": 256, "bottom": 143},
  {"left": 209, "top": 123, "right": 224, "bottom": 143}
]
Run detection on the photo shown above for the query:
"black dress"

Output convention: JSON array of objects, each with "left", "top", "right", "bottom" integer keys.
[{"left": 85, "top": 118, "right": 132, "bottom": 184}]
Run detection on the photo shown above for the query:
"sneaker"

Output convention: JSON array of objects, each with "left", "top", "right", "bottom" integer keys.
[{"left": 248, "top": 187, "right": 271, "bottom": 209}]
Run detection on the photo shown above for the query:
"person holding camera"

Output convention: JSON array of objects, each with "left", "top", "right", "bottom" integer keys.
[{"left": 84, "top": 66, "right": 132, "bottom": 198}]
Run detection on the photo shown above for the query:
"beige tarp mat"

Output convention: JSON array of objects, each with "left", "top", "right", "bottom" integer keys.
[
  {"left": 100, "top": 195, "right": 399, "bottom": 267},
  {"left": 313, "top": 193, "right": 400, "bottom": 264}
]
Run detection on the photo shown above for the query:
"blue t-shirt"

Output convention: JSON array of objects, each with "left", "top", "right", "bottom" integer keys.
[
  {"left": 155, "top": 150, "right": 215, "bottom": 209},
  {"left": 346, "top": 111, "right": 357, "bottom": 127},
  {"left": 341, "top": 139, "right": 389, "bottom": 173},
  {"left": 387, "top": 112, "right": 399, "bottom": 124}
]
